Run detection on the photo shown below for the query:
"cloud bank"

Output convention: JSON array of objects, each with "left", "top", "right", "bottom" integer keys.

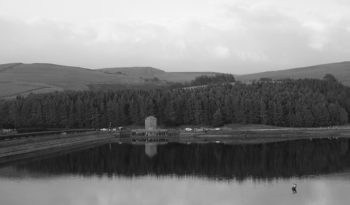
[{"left": 0, "top": 0, "right": 350, "bottom": 73}]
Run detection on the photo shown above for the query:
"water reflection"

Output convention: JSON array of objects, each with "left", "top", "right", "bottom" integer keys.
[
  {"left": 1, "top": 139, "right": 350, "bottom": 205},
  {"left": 1, "top": 174, "right": 350, "bottom": 205},
  {"left": 144, "top": 143, "right": 158, "bottom": 158},
  {"left": 3, "top": 138, "right": 350, "bottom": 180}
]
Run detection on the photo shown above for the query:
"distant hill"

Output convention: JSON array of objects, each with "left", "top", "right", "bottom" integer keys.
[
  {"left": 0, "top": 63, "right": 146, "bottom": 98},
  {"left": 99, "top": 67, "right": 217, "bottom": 83},
  {"left": 0, "top": 63, "right": 216, "bottom": 98},
  {"left": 101, "top": 67, "right": 165, "bottom": 77},
  {"left": 237, "top": 61, "right": 350, "bottom": 86},
  {"left": 2, "top": 61, "right": 349, "bottom": 98}
]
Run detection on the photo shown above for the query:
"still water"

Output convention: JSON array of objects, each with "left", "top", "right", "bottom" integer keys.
[{"left": 0, "top": 139, "right": 350, "bottom": 205}]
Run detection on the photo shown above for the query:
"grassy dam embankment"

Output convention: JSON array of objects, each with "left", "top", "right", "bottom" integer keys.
[{"left": 2, "top": 126, "right": 350, "bottom": 165}]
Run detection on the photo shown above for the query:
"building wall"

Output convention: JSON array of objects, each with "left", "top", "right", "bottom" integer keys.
[{"left": 145, "top": 116, "right": 157, "bottom": 130}]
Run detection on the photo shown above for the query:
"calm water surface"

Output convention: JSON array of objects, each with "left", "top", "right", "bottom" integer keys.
[{"left": 0, "top": 138, "right": 350, "bottom": 205}]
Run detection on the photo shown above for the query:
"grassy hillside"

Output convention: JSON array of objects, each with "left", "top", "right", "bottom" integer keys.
[
  {"left": 101, "top": 67, "right": 165, "bottom": 77},
  {"left": 0, "top": 63, "right": 216, "bottom": 98},
  {"left": 100, "top": 67, "right": 217, "bottom": 83},
  {"left": 3, "top": 61, "right": 348, "bottom": 98},
  {"left": 0, "top": 63, "right": 143, "bottom": 98},
  {"left": 237, "top": 61, "right": 350, "bottom": 86}
]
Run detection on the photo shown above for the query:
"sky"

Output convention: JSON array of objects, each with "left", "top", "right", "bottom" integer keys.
[{"left": 0, "top": 0, "right": 350, "bottom": 74}]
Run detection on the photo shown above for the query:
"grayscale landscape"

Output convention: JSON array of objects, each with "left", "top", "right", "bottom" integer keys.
[{"left": 1, "top": 0, "right": 350, "bottom": 205}]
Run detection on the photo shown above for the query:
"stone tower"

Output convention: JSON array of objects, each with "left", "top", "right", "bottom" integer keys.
[{"left": 145, "top": 116, "right": 157, "bottom": 130}]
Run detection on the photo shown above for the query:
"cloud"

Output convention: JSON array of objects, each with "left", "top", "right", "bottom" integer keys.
[
  {"left": 0, "top": 0, "right": 350, "bottom": 73},
  {"left": 212, "top": 46, "right": 230, "bottom": 59}
]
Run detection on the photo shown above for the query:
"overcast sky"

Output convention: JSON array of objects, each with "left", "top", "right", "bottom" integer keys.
[{"left": 0, "top": 0, "right": 349, "bottom": 74}]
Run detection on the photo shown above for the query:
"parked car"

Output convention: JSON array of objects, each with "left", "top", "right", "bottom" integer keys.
[{"left": 185, "top": 128, "right": 192, "bottom": 132}]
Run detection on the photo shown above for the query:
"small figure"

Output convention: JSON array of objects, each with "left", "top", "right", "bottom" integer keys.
[{"left": 292, "top": 183, "right": 297, "bottom": 194}]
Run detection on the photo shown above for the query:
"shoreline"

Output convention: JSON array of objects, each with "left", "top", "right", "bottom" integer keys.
[{"left": 1, "top": 126, "right": 350, "bottom": 165}]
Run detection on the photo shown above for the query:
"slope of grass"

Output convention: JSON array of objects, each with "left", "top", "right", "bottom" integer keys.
[
  {"left": 100, "top": 67, "right": 217, "bottom": 83},
  {"left": 3, "top": 61, "right": 348, "bottom": 98},
  {"left": 0, "top": 63, "right": 217, "bottom": 98},
  {"left": 237, "top": 61, "right": 350, "bottom": 86}
]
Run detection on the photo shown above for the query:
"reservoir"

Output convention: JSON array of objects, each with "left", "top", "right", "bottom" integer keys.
[{"left": 0, "top": 138, "right": 350, "bottom": 205}]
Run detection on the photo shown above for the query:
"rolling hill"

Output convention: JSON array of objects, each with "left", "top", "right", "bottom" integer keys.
[
  {"left": 237, "top": 61, "right": 350, "bottom": 86},
  {"left": 0, "top": 63, "right": 216, "bottom": 98},
  {"left": 1, "top": 61, "right": 349, "bottom": 98},
  {"left": 99, "top": 67, "right": 217, "bottom": 83},
  {"left": 0, "top": 63, "right": 144, "bottom": 98}
]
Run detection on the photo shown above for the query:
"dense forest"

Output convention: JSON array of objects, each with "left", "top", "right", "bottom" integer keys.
[
  {"left": 0, "top": 74, "right": 349, "bottom": 129},
  {"left": 189, "top": 73, "right": 236, "bottom": 86}
]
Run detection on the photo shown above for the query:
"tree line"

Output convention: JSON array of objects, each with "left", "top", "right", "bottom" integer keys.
[
  {"left": 190, "top": 73, "right": 235, "bottom": 86},
  {"left": 0, "top": 75, "right": 349, "bottom": 129}
]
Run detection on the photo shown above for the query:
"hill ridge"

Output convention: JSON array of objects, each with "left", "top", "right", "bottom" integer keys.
[
  {"left": 248, "top": 61, "right": 350, "bottom": 74},
  {"left": 237, "top": 61, "right": 350, "bottom": 85},
  {"left": 0, "top": 62, "right": 217, "bottom": 98},
  {"left": 0, "top": 63, "right": 23, "bottom": 72},
  {"left": 1, "top": 61, "right": 350, "bottom": 98}
]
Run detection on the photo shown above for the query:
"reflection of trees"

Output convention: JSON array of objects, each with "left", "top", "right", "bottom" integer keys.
[{"left": 17, "top": 139, "right": 350, "bottom": 180}]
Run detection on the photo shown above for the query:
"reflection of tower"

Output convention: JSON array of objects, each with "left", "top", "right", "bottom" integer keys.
[{"left": 145, "top": 143, "right": 158, "bottom": 158}]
